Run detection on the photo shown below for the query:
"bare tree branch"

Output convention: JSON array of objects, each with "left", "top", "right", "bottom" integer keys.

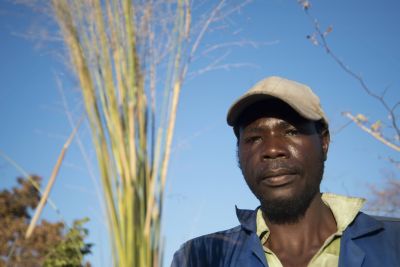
[
  {"left": 343, "top": 112, "right": 400, "bottom": 152},
  {"left": 301, "top": 3, "right": 400, "bottom": 146}
]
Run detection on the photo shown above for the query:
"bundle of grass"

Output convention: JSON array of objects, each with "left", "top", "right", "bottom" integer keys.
[{"left": 51, "top": 0, "right": 191, "bottom": 266}]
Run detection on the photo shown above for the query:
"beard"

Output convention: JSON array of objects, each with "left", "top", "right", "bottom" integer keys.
[
  {"left": 260, "top": 182, "right": 320, "bottom": 224},
  {"left": 259, "top": 162, "right": 324, "bottom": 225}
]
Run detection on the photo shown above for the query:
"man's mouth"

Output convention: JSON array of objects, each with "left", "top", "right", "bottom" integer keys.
[{"left": 260, "top": 170, "right": 298, "bottom": 187}]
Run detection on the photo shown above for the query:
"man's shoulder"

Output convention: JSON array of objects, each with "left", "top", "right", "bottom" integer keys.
[
  {"left": 371, "top": 215, "right": 400, "bottom": 223},
  {"left": 354, "top": 212, "right": 400, "bottom": 227},
  {"left": 178, "top": 224, "right": 244, "bottom": 250},
  {"left": 170, "top": 208, "right": 260, "bottom": 267},
  {"left": 170, "top": 224, "right": 251, "bottom": 267},
  {"left": 340, "top": 212, "right": 400, "bottom": 266},
  {"left": 177, "top": 207, "right": 258, "bottom": 250},
  {"left": 346, "top": 212, "right": 400, "bottom": 241},
  {"left": 371, "top": 214, "right": 400, "bottom": 234}
]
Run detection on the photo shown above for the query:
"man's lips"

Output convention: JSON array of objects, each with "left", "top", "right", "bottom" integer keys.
[{"left": 260, "top": 170, "right": 298, "bottom": 187}]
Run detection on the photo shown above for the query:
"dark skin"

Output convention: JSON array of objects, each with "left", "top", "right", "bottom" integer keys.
[{"left": 237, "top": 99, "right": 336, "bottom": 267}]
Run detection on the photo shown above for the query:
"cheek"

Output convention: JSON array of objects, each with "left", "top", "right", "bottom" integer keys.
[
  {"left": 238, "top": 149, "right": 255, "bottom": 176},
  {"left": 300, "top": 140, "right": 325, "bottom": 167},
  {"left": 288, "top": 144, "right": 299, "bottom": 158},
  {"left": 238, "top": 150, "right": 248, "bottom": 172}
]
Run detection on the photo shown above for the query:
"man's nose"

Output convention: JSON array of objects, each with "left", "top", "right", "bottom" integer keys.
[{"left": 261, "top": 136, "right": 288, "bottom": 160}]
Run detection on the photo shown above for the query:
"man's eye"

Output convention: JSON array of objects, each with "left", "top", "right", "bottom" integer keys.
[
  {"left": 286, "top": 129, "right": 299, "bottom": 136},
  {"left": 244, "top": 136, "right": 262, "bottom": 144}
]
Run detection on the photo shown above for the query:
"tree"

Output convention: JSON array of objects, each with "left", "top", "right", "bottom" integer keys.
[
  {"left": 43, "top": 219, "right": 92, "bottom": 267},
  {"left": 0, "top": 176, "right": 91, "bottom": 267},
  {"left": 299, "top": 0, "right": 399, "bottom": 216}
]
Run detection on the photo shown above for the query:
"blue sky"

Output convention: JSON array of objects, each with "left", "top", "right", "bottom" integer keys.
[{"left": 1, "top": 0, "right": 399, "bottom": 266}]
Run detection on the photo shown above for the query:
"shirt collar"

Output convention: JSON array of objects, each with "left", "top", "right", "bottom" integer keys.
[
  {"left": 236, "top": 205, "right": 258, "bottom": 232},
  {"left": 321, "top": 193, "right": 365, "bottom": 233},
  {"left": 255, "top": 193, "right": 366, "bottom": 239}
]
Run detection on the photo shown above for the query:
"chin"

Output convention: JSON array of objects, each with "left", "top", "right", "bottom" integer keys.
[{"left": 259, "top": 188, "right": 319, "bottom": 225}]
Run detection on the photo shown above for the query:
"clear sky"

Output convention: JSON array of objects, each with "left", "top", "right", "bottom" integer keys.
[{"left": 1, "top": 0, "right": 399, "bottom": 266}]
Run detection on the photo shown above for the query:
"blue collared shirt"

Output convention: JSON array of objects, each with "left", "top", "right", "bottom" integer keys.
[{"left": 171, "top": 195, "right": 400, "bottom": 267}]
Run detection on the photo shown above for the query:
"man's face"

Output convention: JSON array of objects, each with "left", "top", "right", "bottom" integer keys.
[{"left": 237, "top": 99, "right": 329, "bottom": 224}]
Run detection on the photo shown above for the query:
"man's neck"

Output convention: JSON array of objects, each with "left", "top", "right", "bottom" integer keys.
[{"left": 262, "top": 194, "right": 337, "bottom": 267}]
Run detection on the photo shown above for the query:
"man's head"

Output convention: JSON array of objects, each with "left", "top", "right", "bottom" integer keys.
[{"left": 226, "top": 76, "right": 330, "bottom": 224}]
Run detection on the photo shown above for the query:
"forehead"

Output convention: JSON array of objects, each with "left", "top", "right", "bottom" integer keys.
[{"left": 236, "top": 98, "right": 310, "bottom": 130}]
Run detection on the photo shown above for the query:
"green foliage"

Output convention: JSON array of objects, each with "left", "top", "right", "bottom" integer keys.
[
  {"left": 43, "top": 218, "right": 92, "bottom": 267},
  {"left": 0, "top": 176, "right": 91, "bottom": 267}
]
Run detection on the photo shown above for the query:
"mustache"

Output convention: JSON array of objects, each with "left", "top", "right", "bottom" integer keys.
[{"left": 255, "top": 161, "right": 302, "bottom": 179}]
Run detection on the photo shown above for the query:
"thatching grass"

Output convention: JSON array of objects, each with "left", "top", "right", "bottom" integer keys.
[{"left": 51, "top": 0, "right": 190, "bottom": 266}]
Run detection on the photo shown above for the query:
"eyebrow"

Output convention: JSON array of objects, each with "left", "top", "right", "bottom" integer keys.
[
  {"left": 242, "top": 121, "right": 290, "bottom": 136},
  {"left": 242, "top": 120, "right": 294, "bottom": 133},
  {"left": 242, "top": 126, "right": 263, "bottom": 134}
]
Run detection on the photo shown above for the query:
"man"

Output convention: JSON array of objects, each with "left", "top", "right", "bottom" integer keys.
[{"left": 171, "top": 76, "right": 400, "bottom": 267}]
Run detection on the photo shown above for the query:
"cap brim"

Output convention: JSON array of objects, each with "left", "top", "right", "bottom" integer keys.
[{"left": 227, "top": 93, "right": 274, "bottom": 126}]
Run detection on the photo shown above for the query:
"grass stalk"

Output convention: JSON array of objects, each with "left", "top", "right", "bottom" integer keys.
[
  {"left": 51, "top": 0, "right": 190, "bottom": 266},
  {"left": 26, "top": 117, "right": 83, "bottom": 239}
]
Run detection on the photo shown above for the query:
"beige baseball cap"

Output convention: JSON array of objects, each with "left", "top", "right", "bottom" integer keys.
[{"left": 226, "top": 76, "right": 328, "bottom": 127}]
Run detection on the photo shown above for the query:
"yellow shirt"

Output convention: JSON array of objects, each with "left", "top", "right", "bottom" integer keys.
[{"left": 256, "top": 193, "right": 365, "bottom": 267}]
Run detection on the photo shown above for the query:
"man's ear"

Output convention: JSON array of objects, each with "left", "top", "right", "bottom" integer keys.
[{"left": 321, "top": 128, "right": 330, "bottom": 161}]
